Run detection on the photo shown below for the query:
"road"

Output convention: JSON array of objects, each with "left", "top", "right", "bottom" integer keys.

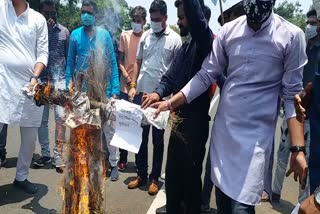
[{"left": 0, "top": 94, "right": 300, "bottom": 214}]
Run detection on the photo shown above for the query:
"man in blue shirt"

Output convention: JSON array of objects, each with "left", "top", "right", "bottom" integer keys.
[{"left": 66, "top": 0, "right": 120, "bottom": 181}]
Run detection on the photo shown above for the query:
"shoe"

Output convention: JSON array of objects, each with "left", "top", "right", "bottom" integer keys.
[
  {"left": 272, "top": 192, "right": 281, "bottom": 202},
  {"left": 128, "top": 176, "right": 147, "bottom": 189},
  {"left": 13, "top": 179, "right": 38, "bottom": 194},
  {"left": 160, "top": 173, "right": 165, "bottom": 180},
  {"left": 0, "top": 149, "right": 6, "bottom": 166},
  {"left": 33, "top": 156, "right": 52, "bottom": 167},
  {"left": 201, "top": 204, "right": 211, "bottom": 213},
  {"left": 148, "top": 180, "right": 159, "bottom": 195},
  {"left": 117, "top": 161, "right": 127, "bottom": 171},
  {"left": 156, "top": 205, "right": 166, "bottom": 214},
  {"left": 110, "top": 167, "right": 119, "bottom": 181}
]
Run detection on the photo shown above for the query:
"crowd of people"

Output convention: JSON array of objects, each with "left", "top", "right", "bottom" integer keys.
[{"left": 0, "top": 0, "right": 319, "bottom": 213}]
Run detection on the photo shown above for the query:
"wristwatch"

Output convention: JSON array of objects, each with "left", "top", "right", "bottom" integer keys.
[
  {"left": 289, "top": 145, "right": 306, "bottom": 154},
  {"left": 30, "top": 75, "right": 39, "bottom": 82},
  {"left": 315, "top": 186, "right": 320, "bottom": 206}
]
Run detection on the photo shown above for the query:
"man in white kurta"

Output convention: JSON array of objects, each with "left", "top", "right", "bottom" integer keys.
[{"left": 0, "top": 0, "right": 48, "bottom": 194}]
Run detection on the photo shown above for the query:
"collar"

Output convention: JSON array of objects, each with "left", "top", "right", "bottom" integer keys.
[{"left": 9, "top": 0, "right": 30, "bottom": 17}]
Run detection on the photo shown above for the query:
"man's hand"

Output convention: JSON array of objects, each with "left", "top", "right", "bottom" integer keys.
[
  {"left": 126, "top": 75, "right": 132, "bottom": 84},
  {"left": 128, "top": 87, "right": 136, "bottom": 102},
  {"left": 295, "top": 83, "right": 313, "bottom": 123},
  {"left": 141, "top": 93, "right": 160, "bottom": 109},
  {"left": 299, "top": 195, "right": 320, "bottom": 214},
  {"left": 150, "top": 101, "right": 169, "bottom": 119},
  {"left": 286, "top": 152, "right": 308, "bottom": 189}
]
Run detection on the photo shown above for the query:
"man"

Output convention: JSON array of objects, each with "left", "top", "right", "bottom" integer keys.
[
  {"left": 142, "top": 0, "right": 213, "bottom": 212},
  {"left": 117, "top": 6, "right": 147, "bottom": 171},
  {"left": 32, "top": 0, "right": 69, "bottom": 173},
  {"left": 0, "top": 0, "right": 48, "bottom": 194},
  {"left": 127, "top": 0, "right": 182, "bottom": 196},
  {"left": 151, "top": 0, "right": 308, "bottom": 212},
  {"left": 65, "top": 0, "right": 120, "bottom": 181}
]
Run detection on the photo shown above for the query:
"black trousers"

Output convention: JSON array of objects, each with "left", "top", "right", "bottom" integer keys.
[{"left": 166, "top": 117, "right": 209, "bottom": 214}]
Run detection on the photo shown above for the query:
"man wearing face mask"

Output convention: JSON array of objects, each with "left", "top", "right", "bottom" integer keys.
[
  {"left": 150, "top": 0, "right": 308, "bottom": 212},
  {"left": 117, "top": 6, "right": 147, "bottom": 172},
  {"left": 31, "top": 0, "right": 69, "bottom": 173},
  {"left": 65, "top": 0, "right": 120, "bottom": 181},
  {"left": 127, "top": 0, "right": 182, "bottom": 196}
]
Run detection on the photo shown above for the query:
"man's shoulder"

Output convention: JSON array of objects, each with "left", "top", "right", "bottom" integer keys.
[
  {"left": 121, "top": 30, "right": 133, "bottom": 37},
  {"left": 222, "top": 15, "right": 247, "bottom": 33},
  {"left": 57, "top": 24, "right": 69, "bottom": 34},
  {"left": 167, "top": 27, "right": 181, "bottom": 39},
  {"left": 70, "top": 27, "right": 82, "bottom": 36},
  {"left": 273, "top": 14, "right": 304, "bottom": 37},
  {"left": 29, "top": 8, "right": 46, "bottom": 24}
]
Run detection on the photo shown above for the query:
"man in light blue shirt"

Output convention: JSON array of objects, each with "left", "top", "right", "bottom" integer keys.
[{"left": 65, "top": 0, "right": 120, "bottom": 181}]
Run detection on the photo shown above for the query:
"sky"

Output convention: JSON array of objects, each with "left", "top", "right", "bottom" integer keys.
[{"left": 126, "top": 0, "right": 312, "bottom": 34}]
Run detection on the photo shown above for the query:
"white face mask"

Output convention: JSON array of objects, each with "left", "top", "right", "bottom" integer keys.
[
  {"left": 305, "top": 24, "right": 318, "bottom": 42},
  {"left": 150, "top": 21, "right": 163, "bottom": 33},
  {"left": 131, "top": 22, "right": 142, "bottom": 34}
]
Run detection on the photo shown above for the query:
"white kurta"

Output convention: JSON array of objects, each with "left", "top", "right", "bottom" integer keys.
[{"left": 0, "top": 0, "right": 48, "bottom": 127}]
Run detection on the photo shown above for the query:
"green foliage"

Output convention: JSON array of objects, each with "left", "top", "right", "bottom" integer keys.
[
  {"left": 274, "top": 1, "right": 307, "bottom": 31},
  {"left": 170, "top": 25, "right": 180, "bottom": 34}
]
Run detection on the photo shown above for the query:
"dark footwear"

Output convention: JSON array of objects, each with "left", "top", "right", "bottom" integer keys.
[
  {"left": 201, "top": 204, "right": 211, "bottom": 213},
  {"left": 128, "top": 176, "right": 147, "bottom": 189},
  {"left": 148, "top": 180, "right": 159, "bottom": 195},
  {"left": 110, "top": 167, "right": 119, "bottom": 181},
  {"left": 33, "top": 156, "right": 52, "bottom": 167},
  {"left": 117, "top": 161, "right": 127, "bottom": 171},
  {"left": 13, "top": 179, "right": 38, "bottom": 194},
  {"left": 55, "top": 166, "right": 65, "bottom": 174},
  {"left": 156, "top": 205, "right": 166, "bottom": 214},
  {"left": 272, "top": 192, "right": 281, "bottom": 202},
  {"left": 0, "top": 149, "right": 6, "bottom": 166}
]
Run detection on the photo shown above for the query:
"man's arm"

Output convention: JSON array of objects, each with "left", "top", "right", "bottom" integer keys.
[
  {"left": 183, "top": 0, "right": 212, "bottom": 48},
  {"left": 282, "top": 30, "right": 308, "bottom": 188},
  {"left": 32, "top": 16, "right": 49, "bottom": 85},
  {"left": 106, "top": 31, "right": 120, "bottom": 98},
  {"left": 65, "top": 32, "right": 77, "bottom": 90}
]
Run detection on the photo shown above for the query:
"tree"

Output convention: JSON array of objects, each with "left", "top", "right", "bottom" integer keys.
[
  {"left": 170, "top": 25, "right": 180, "bottom": 34},
  {"left": 274, "top": 1, "right": 307, "bottom": 31}
]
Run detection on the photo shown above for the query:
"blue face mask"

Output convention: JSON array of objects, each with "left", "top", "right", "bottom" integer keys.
[{"left": 81, "top": 13, "right": 95, "bottom": 26}]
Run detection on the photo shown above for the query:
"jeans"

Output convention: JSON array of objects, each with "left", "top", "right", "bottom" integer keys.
[
  {"left": 0, "top": 124, "right": 8, "bottom": 151},
  {"left": 118, "top": 92, "right": 142, "bottom": 163},
  {"left": 272, "top": 119, "right": 310, "bottom": 203},
  {"left": 38, "top": 104, "right": 50, "bottom": 157},
  {"left": 309, "top": 75, "right": 320, "bottom": 193},
  {"left": 215, "top": 187, "right": 255, "bottom": 214},
  {"left": 166, "top": 116, "right": 209, "bottom": 214},
  {"left": 103, "top": 116, "right": 119, "bottom": 168},
  {"left": 202, "top": 151, "right": 214, "bottom": 208},
  {"left": 136, "top": 125, "right": 164, "bottom": 181}
]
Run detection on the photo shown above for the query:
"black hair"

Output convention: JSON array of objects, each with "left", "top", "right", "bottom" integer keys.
[
  {"left": 39, "top": 0, "right": 58, "bottom": 12},
  {"left": 174, "top": 0, "right": 182, "bottom": 8},
  {"left": 82, "top": 0, "right": 97, "bottom": 13},
  {"left": 203, "top": 5, "right": 211, "bottom": 22},
  {"left": 307, "top": 9, "right": 317, "bottom": 18},
  {"left": 130, "top": 6, "right": 147, "bottom": 20},
  {"left": 149, "top": 0, "right": 167, "bottom": 16}
]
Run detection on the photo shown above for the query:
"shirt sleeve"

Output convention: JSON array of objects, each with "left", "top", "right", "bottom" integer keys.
[
  {"left": 106, "top": 31, "right": 120, "bottom": 98},
  {"left": 65, "top": 28, "right": 70, "bottom": 59},
  {"left": 35, "top": 16, "right": 49, "bottom": 67},
  {"left": 181, "top": 27, "right": 228, "bottom": 103},
  {"left": 118, "top": 33, "right": 125, "bottom": 53},
  {"left": 65, "top": 32, "right": 77, "bottom": 89},
  {"left": 282, "top": 30, "right": 308, "bottom": 119}
]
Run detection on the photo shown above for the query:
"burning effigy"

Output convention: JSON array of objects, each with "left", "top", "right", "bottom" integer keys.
[{"left": 22, "top": 53, "right": 170, "bottom": 214}]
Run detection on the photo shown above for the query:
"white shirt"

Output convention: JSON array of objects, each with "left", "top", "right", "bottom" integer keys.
[
  {"left": 181, "top": 14, "right": 307, "bottom": 205},
  {"left": 0, "top": 0, "right": 48, "bottom": 127},
  {"left": 136, "top": 27, "right": 182, "bottom": 93}
]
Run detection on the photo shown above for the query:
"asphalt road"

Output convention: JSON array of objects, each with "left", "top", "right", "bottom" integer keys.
[{"left": 0, "top": 94, "right": 301, "bottom": 214}]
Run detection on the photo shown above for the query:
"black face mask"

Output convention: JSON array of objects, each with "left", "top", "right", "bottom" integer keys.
[{"left": 243, "top": 0, "right": 274, "bottom": 24}]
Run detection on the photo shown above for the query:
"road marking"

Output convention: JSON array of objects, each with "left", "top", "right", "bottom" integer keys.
[
  {"left": 146, "top": 185, "right": 166, "bottom": 214},
  {"left": 210, "top": 94, "right": 220, "bottom": 113}
]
